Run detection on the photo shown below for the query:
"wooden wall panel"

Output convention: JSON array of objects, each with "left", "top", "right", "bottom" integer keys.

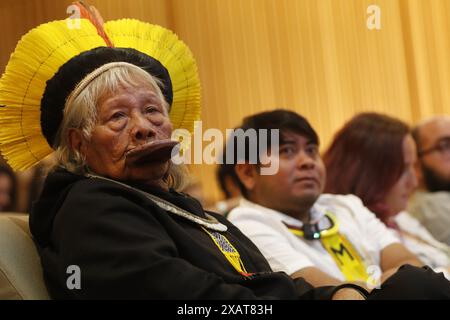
[
  {"left": 0, "top": 0, "right": 172, "bottom": 71},
  {"left": 170, "top": 0, "right": 416, "bottom": 201}
]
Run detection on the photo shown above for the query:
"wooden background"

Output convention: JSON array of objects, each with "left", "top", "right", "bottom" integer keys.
[{"left": 1, "top": 0, "right": 450, "bottom": 204}]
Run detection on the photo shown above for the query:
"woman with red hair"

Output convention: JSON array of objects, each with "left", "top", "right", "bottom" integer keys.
[{"left": 323, "top": 113, "right": 450, "bottom": 277}]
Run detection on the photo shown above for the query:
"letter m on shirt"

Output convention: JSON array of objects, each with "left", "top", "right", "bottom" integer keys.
[{"left": 330, "top": 243, "right": 354, "bottom": 265}]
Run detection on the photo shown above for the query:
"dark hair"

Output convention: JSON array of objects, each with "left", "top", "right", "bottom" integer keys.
[
  {"left": 223, "top": 109, "right": 319, "bottom": 198},
  {"left": 323, "top": 113, "right": 409, "bottom": 221},
  {"left": 216, "top": 148, "right": 236, "bottom": 199},
  {"left": 0, "top": 163, "right": 17, "bottom": 211}
]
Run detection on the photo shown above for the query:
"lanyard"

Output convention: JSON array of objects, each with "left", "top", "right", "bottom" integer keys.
[
  {"left": 86, "top": 173, "right": 228, "bottom": 231},
  {"left": 86, "top": 174, "right": 250, "bottom": 276},
  {"left": 286, "top": 212, "right": 370, "bottom": 282}
]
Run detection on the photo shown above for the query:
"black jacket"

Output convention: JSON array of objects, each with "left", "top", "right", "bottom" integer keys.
[{"left": 30, "top": 169, "right": 336, "bottom": 299}]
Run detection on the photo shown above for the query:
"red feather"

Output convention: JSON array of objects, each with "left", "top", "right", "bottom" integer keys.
[{"left": 72, "top": 1, "right": 114, "bottom": 47}]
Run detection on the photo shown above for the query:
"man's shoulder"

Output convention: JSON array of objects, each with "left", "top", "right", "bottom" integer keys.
[
  {"left": 54, "top": 175, "right": 165, "bottom": 225},
  {"left": 315, "top": 194, "right": 377, "bottom": 225},
  {"left": 228, "top": 195, "right": 367, "bottom": 221},
  {"left": 66, "top": 175, "right": 157, "bottom": 204},
  {"left": 228, "top": 201, "right": 272, "bottom": 222},
  {"left": 227, "top": 200, "right": 290, "bottom": 235},
  {"left": 68, "top": 174, "right": 129, "bottom": 192},
  {"left": 408, "top": 190, "right": 450, "bottom": 218},
  {"left": 411, "top": 190, "right": 450, "bottom": 201},
  {"left": 316, "top": 193, "right": 365, "bottom": 210}
]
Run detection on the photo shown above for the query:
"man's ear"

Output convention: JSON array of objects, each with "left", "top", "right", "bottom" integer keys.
[
  {"left": 235, "top": 163, "right": 258, "bottom": 192},
  {"left": 68, "top": 128, "right": 86, "bottom": 156}
]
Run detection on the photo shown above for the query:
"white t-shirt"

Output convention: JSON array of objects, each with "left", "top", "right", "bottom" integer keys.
[
  {"left": 393, "top": 211, "right": 450, "bottom": 270},
  {"left": 228, "top": 194, "right": 400, "bottom": 281}
]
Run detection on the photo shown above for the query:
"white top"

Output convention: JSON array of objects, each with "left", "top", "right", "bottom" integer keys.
[
  {"left": 228, "top": 194, "right": 400, "bottom": 281},
  {"left": 393, "top": 211, "right": 450, "bottom": 270}
]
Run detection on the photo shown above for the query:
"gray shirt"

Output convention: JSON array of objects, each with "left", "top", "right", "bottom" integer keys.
[{"left": 408, "top": 190, "right": 450, "bottom": 246}]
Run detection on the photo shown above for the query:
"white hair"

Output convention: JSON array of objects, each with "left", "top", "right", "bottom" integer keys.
[{"left": 53, "top": 63, "right": 187, "bottom": 190}]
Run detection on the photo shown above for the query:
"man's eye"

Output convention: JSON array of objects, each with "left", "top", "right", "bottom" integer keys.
[
  {"left": 280, "top": 146, "right": 295, "bottom": 155},
  {"left": 438, "top": 139, "right": 450, "bottom": 151},
  {"left": 110, "top": 112, "right": 125, "bottom": 120},
  {"left": 145, "top": 106, "right": 159, "bottom": 114},
  {"left": 306, "top": 146, "right": 318, "bottom": 156}
]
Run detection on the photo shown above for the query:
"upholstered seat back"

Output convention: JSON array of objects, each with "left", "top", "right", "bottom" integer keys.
[{"left": 0, "top": 214, "right": 50, "bottom": 300}]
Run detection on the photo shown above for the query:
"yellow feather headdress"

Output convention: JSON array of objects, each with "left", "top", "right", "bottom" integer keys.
[{"left": 0, "top": 5, "right": 200, "bottom": 171}]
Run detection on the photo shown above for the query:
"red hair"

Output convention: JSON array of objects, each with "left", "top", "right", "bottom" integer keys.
[{"left": 323, "top": 113, "right": 409, "bottom": 224}]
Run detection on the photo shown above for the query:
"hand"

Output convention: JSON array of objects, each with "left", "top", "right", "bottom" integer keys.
[{"left": 332, "top": 288, "right": 366, "bottom": 300}]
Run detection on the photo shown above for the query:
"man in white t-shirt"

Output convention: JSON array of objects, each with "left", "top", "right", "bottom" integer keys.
[{"left": 225, "top": 109, "right": 430, "bottom": 290}]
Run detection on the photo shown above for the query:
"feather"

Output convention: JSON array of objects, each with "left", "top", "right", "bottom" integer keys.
[
  {"left": 0, "top": 15, "right": 201, "bottom": 171},
  {"left": 72, "top": 1, "right": 114, "bottom": 47},
  {"left": 0, "top": 20, "right": 105, "bottom": 171}
]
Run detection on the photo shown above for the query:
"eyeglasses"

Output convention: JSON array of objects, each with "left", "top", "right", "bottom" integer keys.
[{"left": 418, "top": 136, "right": 450, "bottom": 158}]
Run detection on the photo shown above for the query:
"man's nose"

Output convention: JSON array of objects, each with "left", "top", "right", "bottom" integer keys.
[
  {"left": 131, "top": 114, "right": 156, "bottom": 142},
  {"left": 297, "top": 151, "right": 315, "bottom": 170}
]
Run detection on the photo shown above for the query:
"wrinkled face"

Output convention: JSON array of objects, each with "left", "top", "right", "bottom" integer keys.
[
  {"left": 417, "top": 118, "right": 450, "bottom": 191},
  {"left": 384, "top": 135, "right": 418, "bottom": 214},
  {"left": 77, "top": 84, "right": 173, "bottom": 183},
  {"left": 247, "top": 131, "right": 326, "bottom": 216}
]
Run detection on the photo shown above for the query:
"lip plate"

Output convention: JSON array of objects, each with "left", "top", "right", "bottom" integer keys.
[{"left": 125, "top": 139, "right": 179, "bottom": 166}]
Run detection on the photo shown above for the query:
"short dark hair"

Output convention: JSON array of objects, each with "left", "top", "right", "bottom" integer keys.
[
  {"left": 216, "top": 147, "right": 236, "bottom": 199},
  {"left": 323, "top": 112, "right": 410, "bottom": 221},
  {"left": 221, "top": 109, "right": 319, "bottom": 198}
]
